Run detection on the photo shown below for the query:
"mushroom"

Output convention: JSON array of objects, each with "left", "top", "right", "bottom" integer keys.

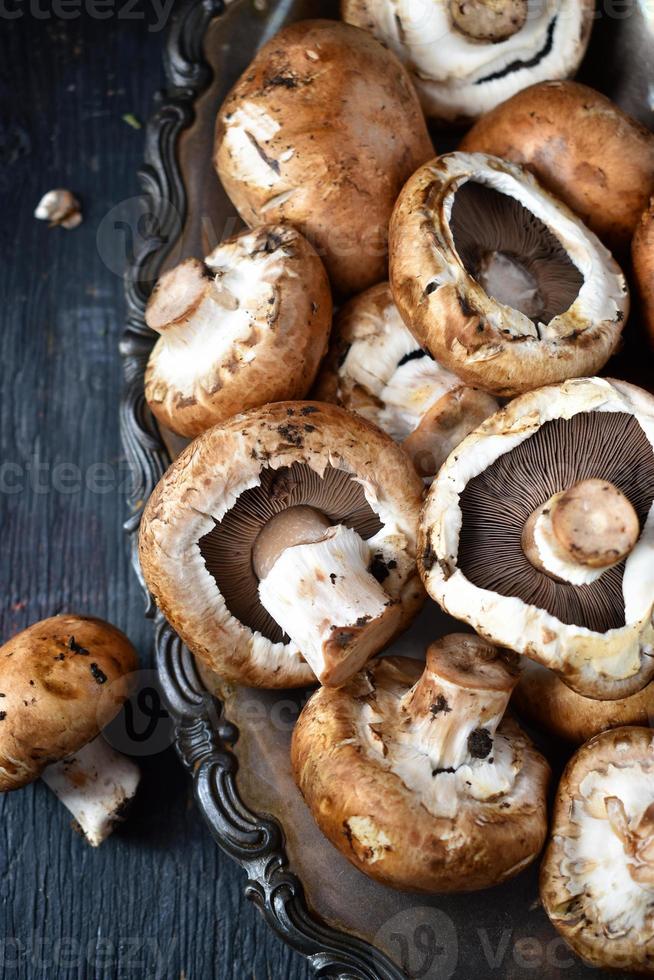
[
  {"left": 314, "top": 282, "right": 498, "bottom": 480},
  {"left": 632, "top": 198, "right": 654, "bottom": 346},
  {"left": 460, "top": 81, "right": 654, "bottom": 253},
  {"left": 341, "top": 0, "right": 592, "bottom": 124},
  {"left": 389, "top": 152, "right": 629, "bottom": 398},
  {"left": 213, "top": 20, "right": 433, "bottom": 297},
  {"left": 419, "top": 377, "right": 654, "bottom": 699},
  {"left": 0, "top": 615, "right": 140, "bottom": 846},
  {"left": 292, "top": 633, "right": 550, "bottom": 891},
  {"left": 144, "top": 224, "right": 332, "bottom": 438},
  {"left": 34, "top": 189, "right": 82, "bottom": 229},
  {"left": 513, "top": 660, "right": 654, "bottom": 745},
  {"left": 541, "top": 727, "right": 654, "bottom": 972},
  {"left": 139, "top": 401, "right": 424, "bottom": 689}
]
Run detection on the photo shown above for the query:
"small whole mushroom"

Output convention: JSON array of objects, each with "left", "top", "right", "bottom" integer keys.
[
  {"left": 632, "top": 198, "right": 654, "bottom": 346},
  {"left": 461, "top": 81, "right": 654, "bottom": 253},
  {"left": 314, "top": 282, "right": 498, "bottom": 480},
  {"left": 139, "top": 401, "right": 424, "bottom": 689},
  {"left": 513, "top": 660, "right": 654, "bottom": 745},
  {"left": 213, "top": 20, "right": 433, "bottom": 296},
  {"left": 419, "top": 377, "right": 654, "bottom": 699},
  {"left": 541, "top": 727, "right": 654, "bottom": 972},
  {"left": 292, "top": 634, "right": 550, "bottom": 892},
  {"left": 0, "top": 615, "right": 140, "bottom": 846},
  {"left": 389, "top": 152, "right": 628, "bottom": 398},
  {"left": 144, "top": 224, "right": 331, "bottom": 438},
  {"left": 342, "top": 0, "right": 593, "bottom": 123}
]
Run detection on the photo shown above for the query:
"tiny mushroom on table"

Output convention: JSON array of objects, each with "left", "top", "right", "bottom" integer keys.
[
  {"left": 461, "top": 81, "right": 654, "bottom": 253},
  {"left": 213, "top": 20, "right": 433, "bottom": 297},
  {"left": 314, "top": 282, "right": 498, "bottom": 480},
  {"left": 513, "top": 659, "right": 654, "bottom": 745},
  {"left": 389, "top": 152, "right": 629, "bottom": 398},
  {"left": 0, "top": 615, "right": 140, "bottom": 846},
  {"left": 420, "top": 377, "right": 654, "bottom": 699},
  {"left": 541, "top": 727, "right": 654, "bottom": 972},
  {"left": 139, "top": 401, "right": 425, "bottom": 689},
  {"left": 144, "top": 224, "right": 332, "bottom": 438},
  {"left": 292, "top": 633, "right": 550, "bottom": 892},
  {"left": 632, "top": 198, "right": 654, "bottom": 346},
  {"left": 342, "top": 0, "right": 593, "bottom": 124}
]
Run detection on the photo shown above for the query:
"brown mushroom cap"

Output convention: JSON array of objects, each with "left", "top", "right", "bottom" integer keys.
[
  {"left": 460, "top": 81, "right": 654, "bottom": 253},
  {"left": 389, "top": 152, "right": 628, "bottom": 398},
  {"left": 313, "top": 281, "right": 498, "bottom": 478},
  {"left": 213, "top": 20, "right": 433, "bottom": 297},
  {"left": 292, "top": 635, "right": 550, "bottom": 892},
  {"left": 419, "top": 378, "right": 654, "bottom": 699},
  {"left": 144, "top": 225, "right": 332, "bottom": 438},
  {"left": 541, "top": 727, "right": 654, "bottom": 972},
  {"left": 139, "top": 401, "right": 425, "bottom": 689},
  {"left": 0, "top": 615, "right": 137, "bottom": 791},
  {"left": 513, "top": 660, "right": 654, "bottom": 745},
  {"left": 632, "top": 198, "right": 654, "bottom": 346}
]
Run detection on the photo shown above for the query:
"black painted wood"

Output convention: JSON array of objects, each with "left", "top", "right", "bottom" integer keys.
[{"left": 0, "top": 10, "right": 311, "bottom": 979}]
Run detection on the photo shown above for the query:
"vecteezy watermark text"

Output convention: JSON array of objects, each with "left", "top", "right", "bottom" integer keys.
[{"left": 0, "top": 0, "right": 175, "bottom": 31}]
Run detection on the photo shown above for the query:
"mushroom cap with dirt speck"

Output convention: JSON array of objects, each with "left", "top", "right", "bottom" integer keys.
[
  {"left": 313, "top": 281, "right": 498, "bottom": 479},
  {"left": 389, "top": 152, "right": 628, "bottom": 399},
  {"left": 138, "top": 400, "right": 425, "bottom": 689},
  {"left": 513, "top": 659, "right": 654, "bottom": 745},
  {"left": 144, "top": 224, "right": 332, "bottom": 438},
  {"left": 632, "top": 198, "right": 654, "bottom": 347},
  {"left": 292, "top": 634, "right": 550, "bottom": 892},
  {"left": 541, "top": 726, "right": 654, "bottom": 973},
  {"left": 342, "top": 0, "right": 593, "bottom": 124},
  {"left": 460, "top": 81, "right": 654, "bottom": 253},
  {"left": 0, "top": 615, "right": 137, "bottom": 792},
  {"left": 419, "top": 377, "right": 654, "bottom": 700},
  {"left": 213, "top": 19, "right": 433, "bottom": 298}
]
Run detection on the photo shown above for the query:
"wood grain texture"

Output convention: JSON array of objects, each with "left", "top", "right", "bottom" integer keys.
[{"left": 0, "top": 10, "right": 311, "bottom": 979}]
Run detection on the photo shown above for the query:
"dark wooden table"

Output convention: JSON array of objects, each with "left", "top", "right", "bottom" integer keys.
[{"left": 0, "top": 11, "right": 310, "bottom": 979}]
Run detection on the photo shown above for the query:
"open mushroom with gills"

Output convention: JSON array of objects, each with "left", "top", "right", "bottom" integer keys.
[
  {"left": 633, "top": 198, "right": 654, "bottom": 346},
  {"left": 0, "top": 615, "right": 140, "bottom": 846},
  {"left": 292, "top": 633, "right": 550, "bottom": 891},
  {"left": 214, "top": 20, "right": 433, "bottom": 297},
  {"left": 389, "top": 152, "right": 628, "bottom": 398},
  {"left": 420, "top": 377, "right": 654, "bottom": 699},
  {"left": 314, "top": 282, "right": 498, "bottom": 480},
  {"left": 139, "top": 401, "right": 424, "bottom": 689},
  {"left": 461, "top": 81, "right": 654, "bottom": 254},
  {"left": 144, "top": 224, "right": 331, "bottom": 438},
  {"left": 513, "top": 660, "right": 654, "bottom": 745},
  {"left": 342, "top": 0, "right": 592, "bottom": 124},
  {"left": 541, "top": 727, "right": 654, "bottom": 972}
]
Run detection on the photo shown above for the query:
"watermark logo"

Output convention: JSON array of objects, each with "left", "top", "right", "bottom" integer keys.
[
  {"left": 0, "top": 0, "right": 176, "bottom": 31},
  {"left": 375, "top": 907, "right": 458, "bottom": 979}
]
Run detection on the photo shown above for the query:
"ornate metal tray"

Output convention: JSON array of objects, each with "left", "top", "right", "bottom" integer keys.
[{"left": 120, "top": 2, "right": 653, "bottom": 976}]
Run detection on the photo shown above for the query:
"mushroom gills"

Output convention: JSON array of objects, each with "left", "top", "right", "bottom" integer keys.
[
  {"left": 199, "top": 462, "right": 386, "bottom": 652},
  {"left": 458, "top": 412, "right": 654, "bottom": 631},
  {"left": 41, "top": 735, "right": 140, "bottom": 847},
  {"left": 449, "top": 180, "right": 584, "bottom": 326},
  {"left": 257, "top": 513, "right": 401, "bottom": 687}
]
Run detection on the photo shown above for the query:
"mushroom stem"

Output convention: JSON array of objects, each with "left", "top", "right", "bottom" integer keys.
[
  {"left": 402, "top": 387, "right": 498, "bottom": 479},
  {"left": 255, "top": 507, "right": 400, "bottom": 687},
  {"left": 398, "top": 635, "right": 519, "bottom": 771},
  {"left": 522, "top": 479, "right": 640, "bottom": 585},
  {"left": 41, "top": 735, "right": 140, "bottom": 847},
  {"left": 449, "top": 0, "right": 527, "bottom": 42}
]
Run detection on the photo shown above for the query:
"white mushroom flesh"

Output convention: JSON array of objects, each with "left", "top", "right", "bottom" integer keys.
[
  {"left": 258, "top": 524, "right": 398, "bottom": 686},
  {"left": 41, "top": 735, "right": 140, "bottom": 847},
  {"left": 149, "top": 233, "right": 289, "bottom": 399},
  {"left": 351, "top": 0, "right": 590, "bottom": 121},
  {"left": 530, "top": 504, "right": 604, "bottom": 585},
  {"left": 561, "top": 761, "right": 654, "bottom": 933}
]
